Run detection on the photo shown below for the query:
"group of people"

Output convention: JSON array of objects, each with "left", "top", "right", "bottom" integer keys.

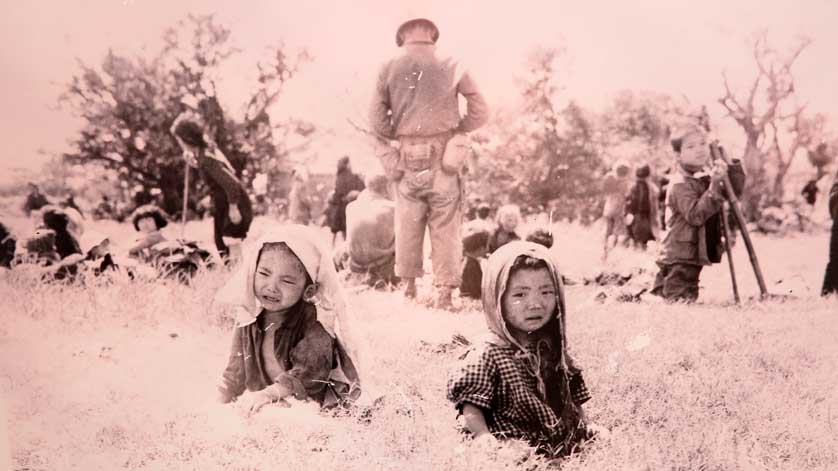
[
  {"left": 600, "top": 161, "right": 667, "bottom": 260},
  {"left": 3, "top": 198, "right": 212, "bottom": 282},
  {"left": 6, "top": 16, "right": 838, "bottom": 462},
  {"left": 213, "top": 221, "right": 596, "bottom": 458}
]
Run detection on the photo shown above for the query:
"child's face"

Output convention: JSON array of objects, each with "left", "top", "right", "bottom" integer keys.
[
  {"left": 502, "top": 267, "right": 556, "bottom": 337},
  {"left": 137, "top": 217, "right": 158, "bottom": 234},
  {"left": 678, "top": 131, "right": 710, "bottom": 170},
  {"left": 254, "top": 246, "right": 308, "bottom": 313},
  {"left": 500, "top": 213, "right": 519, "bottom": 232}
]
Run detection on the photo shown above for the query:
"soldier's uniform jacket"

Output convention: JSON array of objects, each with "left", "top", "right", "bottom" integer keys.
[{"left": 370, "top": 43, "right": 489, "bottom": 140}]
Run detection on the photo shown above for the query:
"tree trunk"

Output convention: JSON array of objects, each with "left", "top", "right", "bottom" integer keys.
[
  {"left": 772, "top": 162, "right": 790, "bottom": 204},
  {"left": 740, "top": 134, "right": 767, "bottom": 221}
]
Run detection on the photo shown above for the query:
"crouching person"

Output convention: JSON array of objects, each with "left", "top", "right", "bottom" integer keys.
[
  {"left": 652, "top": 126, "right": 745, "bottom": 302},
  {"left": 448, "top": 242, "right": 595, "bottom": 458},
  {"left": 344, "top": 175, "right": 399, "bottom": 287},
  {"left": 214, "top": 225, "right": 364, "bottom": 413}
]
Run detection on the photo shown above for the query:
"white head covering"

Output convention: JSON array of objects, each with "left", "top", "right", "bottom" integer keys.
[
  {"left": 481, "top": 241, "right": 569, "bottom": 362},
  {"left": 215, "top": 223, "right": 368, "bottom": 404}
]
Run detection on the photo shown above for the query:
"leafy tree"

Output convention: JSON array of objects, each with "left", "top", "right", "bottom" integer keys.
[
  {"left": 470, "top": 47, "right": 603, "bottom": 222},
  {"left": 59, "top": 14, "right": 311, "bottom": 217},
  {"left": 599, "top": 90, "right": 687, "bottom": 171}
]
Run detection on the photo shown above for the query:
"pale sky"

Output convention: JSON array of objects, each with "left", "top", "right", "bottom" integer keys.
[{"left": 1, "top": 0, "right": 837, "bottom": 182}]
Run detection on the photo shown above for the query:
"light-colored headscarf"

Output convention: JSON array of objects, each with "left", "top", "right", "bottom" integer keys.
[
  {"left": 480, "top": 241, "right": 583, "bottom": 442},
  {"left": 481, "top": 241, "right": 569, "bottom": 367},
  {"left": 215, "top": 223, "right": 367, "bottom": 403}
]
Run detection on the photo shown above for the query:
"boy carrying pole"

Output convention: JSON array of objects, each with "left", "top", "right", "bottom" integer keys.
[{"left": 651, "top": 125, "right": 746, "bottom": 303}]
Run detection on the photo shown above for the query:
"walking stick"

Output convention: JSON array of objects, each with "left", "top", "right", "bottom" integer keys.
[
  {"left": 719, "top": 201, "right": 741, "bottom": 304},
  {"left": 709, "top": 142, "right": 769, "bottom": 298},
  {"left": 181, "top": 160, "right": 190, "bottom": 239}
]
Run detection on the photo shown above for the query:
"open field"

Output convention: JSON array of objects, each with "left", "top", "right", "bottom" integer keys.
[{"left": 2, "top": 218, "right": 837, "bottom": 470}]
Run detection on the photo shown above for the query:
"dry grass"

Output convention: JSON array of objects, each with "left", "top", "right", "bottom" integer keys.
[{"left": 2, "top": 219, "right": 837, "bottom": 470}]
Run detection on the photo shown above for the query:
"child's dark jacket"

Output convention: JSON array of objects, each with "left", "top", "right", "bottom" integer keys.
[
  {"left": 219, "top": 301, "right": 335, "bottom": 404},
  {"left": 659, "top": 161, "right": 745, "bottom": 266}
]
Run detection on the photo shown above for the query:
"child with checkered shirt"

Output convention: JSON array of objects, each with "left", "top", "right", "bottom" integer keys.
[{"left": 447, "top": 241, "right": 594, "bottom": 457}]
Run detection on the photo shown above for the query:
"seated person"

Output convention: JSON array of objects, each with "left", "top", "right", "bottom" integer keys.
[
  {"left": 127, "top": 204, "right": 211, "bottom": 281},
  {"left": 128, "top": 205, "right": 169, "bottom": 262},
  {"left": 23, "top": 182, "right": 50, "bottom": 216},
  {"left": 344, "top": 175, "right": 397, "bottom": 287},
  {"left": 525, "top": 228, "right": 554, "bottom": 249},
  {"left": 0, "top": 222, "right": 15, "bottom": 269},
  {"left": 19, "top": 229, "right": 83, "bottom": 281},
  {"left": 488, "top": 204, "right": 522, "bottom": 253},
  {"left": 214, "top": 225, "right": 364, "bottom": 412},
  {"left": 460, "top": 229, "right": 490, "bottom": 300}
]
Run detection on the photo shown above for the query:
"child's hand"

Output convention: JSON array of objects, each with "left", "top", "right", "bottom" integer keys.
[
  {"left": 182, "top": 150, "right": 198, "bottom": 167},
  {"left": 710, "top": 160, "right": 729, "bottom": 184},
  {"left": 471, "top": 432, "right": 499, "bottom": 451},
  {"left": 217, "top": 387, "right": 236, "bottom": 404},
  {"left": 246, "top": 389, "right": 275, "bottom": 416},
  {"left": 228, "top": 205, "right": 242, "bottom": 225}
]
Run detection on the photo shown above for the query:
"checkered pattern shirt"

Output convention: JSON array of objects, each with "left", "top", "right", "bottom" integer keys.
[{"left": 447, "top": 341, "right": 590, "bottom": 444}]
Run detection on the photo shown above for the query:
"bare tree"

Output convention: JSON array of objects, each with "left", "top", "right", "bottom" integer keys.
[{"left": 718, "top": 32, "right": 812, "bottom": 218}]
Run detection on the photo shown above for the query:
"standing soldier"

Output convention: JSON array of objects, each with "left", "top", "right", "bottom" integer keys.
[{"left": 370, "top": 17, "right": 489, "bottom": 309}]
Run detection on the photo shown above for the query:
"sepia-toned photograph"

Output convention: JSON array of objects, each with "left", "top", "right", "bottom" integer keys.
[{"left": 1, "top": 1, "right": 837, "bottom": 469}]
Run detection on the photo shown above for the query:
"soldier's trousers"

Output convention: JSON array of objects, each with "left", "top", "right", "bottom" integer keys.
[{"left": 394, "top": 149, "right": 463, "bottom": 287}]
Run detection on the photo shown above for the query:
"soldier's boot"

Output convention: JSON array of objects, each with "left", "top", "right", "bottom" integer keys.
[
  {"left": 404, "top": 277, "right": 417, "bottom": 299},
  {"left": 435, "top": 286, "right": 454, "bottom": 311}
]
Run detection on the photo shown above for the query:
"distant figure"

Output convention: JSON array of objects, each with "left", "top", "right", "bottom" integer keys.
[
  {"left": 0, "top": 222, "right": 16, "bottom": 269},
  {"left": 459, "top": 229, "right": 490, "bottom": 300},
  {"left": 127, "top": 204, "right": 210, "bottom": 280},
  {"left": 128, "top": 205, "right": 169, "bottom": 261},
  {"left": 463, "top": 203, "right": 494, "bottom": 236},
  {"left": 133, "top": 187, "right": 154, "bottom": 209},
  {"left": 525, "top": 228, "right": 554, "bottom": 249},
  {"left": 22, "top": 182, "right": 49, "bottom": 216},
  {"left": 288, "top": 167, "right": 315, "bottom": 225},
  {"left": 601, "top": 161, "right": 631, "bottom": 257},
  {"left": 33, "top": 207, "right": 85, "bottom": 280},
  {"left": 488, "top": 204, "right": 521, "bottom": 253},
  {"left": 172, "top": 118, "right": 253, "bottom": 260},
  {"left": 822, "top": 173, "right": 838, "bottom": 296},
  {"left": 370, "top": 17, "right": 490, "bottom": 309},
  {"left": 327, "top": 156, "right": 365, "bottom": 245},
  {"left": 801, "top": 178, "right": 819, "bottom": 206},
  {"left": 61, "top": 193, "right": 84, "bottom": 217},
  {"left": 41, "top": 207, "right": 83, "bottom": 261},
  {"left": 94, "top": 195, "right": 115, "bottom": 220},
  {"left": 624, "top": 164, "right": 658, "bottom": 250},
  {"left": 344, "top": 174, "right": 398, "bottom": 287}
]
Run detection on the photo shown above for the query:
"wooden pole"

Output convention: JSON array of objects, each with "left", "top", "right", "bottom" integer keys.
[
  {"left": 181, "top": 161, "right": 190, "bottom": 239},
  {"left": 710, "top": 142, "right": 769, "bottom": 298},
  {"left": 719, "top": 201, "right": 741, "bottom": 304}
]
